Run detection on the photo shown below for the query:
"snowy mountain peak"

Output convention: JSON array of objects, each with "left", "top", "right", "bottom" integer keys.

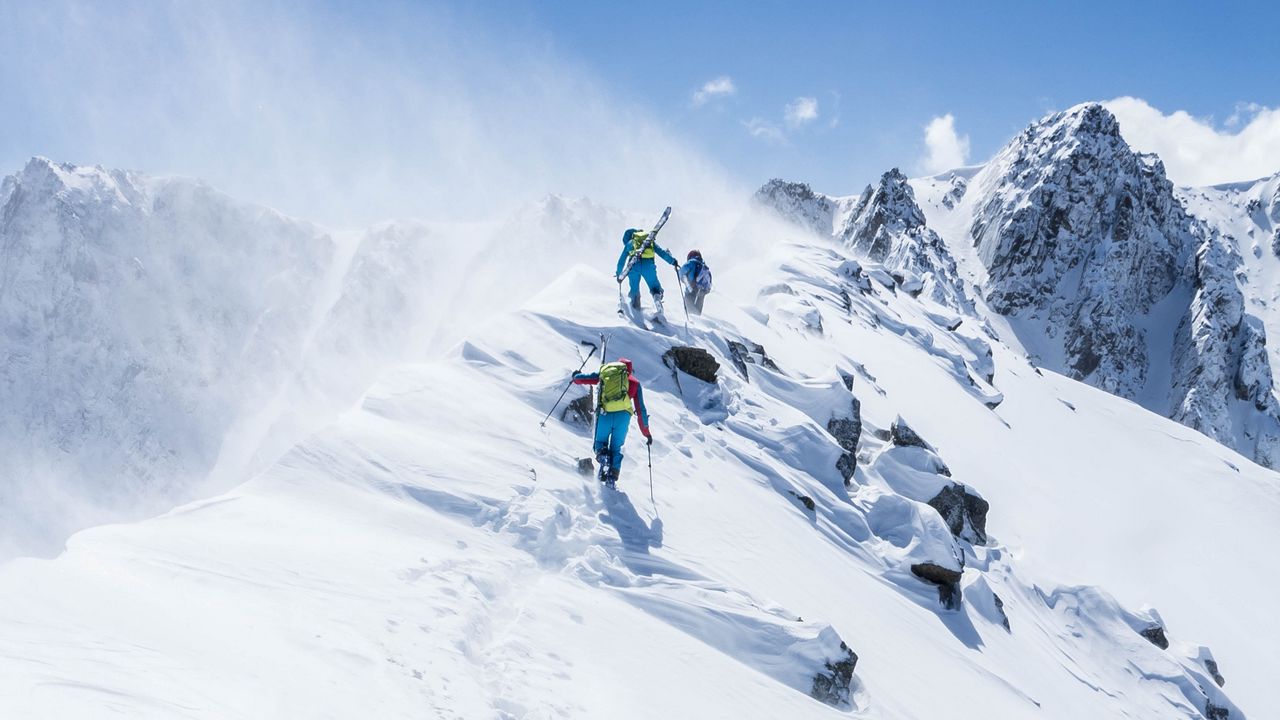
[
  {"left": 838, "top": 169, "right": 970, "bottom": 310},
  {"left": 753, "top": 178, "right": 841, "bottom": 237}
]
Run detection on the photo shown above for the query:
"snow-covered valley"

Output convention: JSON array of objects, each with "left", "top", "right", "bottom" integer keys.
[{"left": 3, "top": 103, "right": 1280, "bottom": 719}]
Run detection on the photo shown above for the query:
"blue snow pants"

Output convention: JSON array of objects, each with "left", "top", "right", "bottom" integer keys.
[
  {"left": 594, "top": 410, "right": 631, "bottom": 470},
  {"left": 627, "top": 258, "right": 663, "bottom": 303}
]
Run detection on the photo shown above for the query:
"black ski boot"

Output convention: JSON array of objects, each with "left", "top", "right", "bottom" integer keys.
[{"left": 595, "top": 447, "right": 612, "bottom": 484}]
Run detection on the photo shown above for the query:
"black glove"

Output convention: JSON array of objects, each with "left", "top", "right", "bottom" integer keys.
[
  {"left": 673, "top": 260, "right": 680, "bottom": 269},
  {"left": 646, "top": 435, "right": 653, "bottom": 446}
]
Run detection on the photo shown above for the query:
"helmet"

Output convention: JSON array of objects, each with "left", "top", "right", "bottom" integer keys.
[
  {"left": 618, "top": 357, "right": 634, "bottom": 373},
  {"left": 687, "top": 249, "right": 702, "bottom": 260}
]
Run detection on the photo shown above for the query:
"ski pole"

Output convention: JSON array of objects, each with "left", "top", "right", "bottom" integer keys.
[
  {"left": 539, "top": 341, "right": 599, "bottom": 427},
  {"left": 647, "top": 441, "right": 656, "bottom": 510},
  {"left": 674, "top": 263, "right": 691, "bottom": 340}
]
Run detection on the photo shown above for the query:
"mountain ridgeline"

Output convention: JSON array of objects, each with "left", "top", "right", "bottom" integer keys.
[{"left": 756, "top": 103, "right": 1280, "bottom": 470}]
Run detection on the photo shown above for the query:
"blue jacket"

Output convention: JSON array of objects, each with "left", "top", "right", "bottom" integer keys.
[{"left": 616, "top": 229, "right": 677, "bottom": 277}]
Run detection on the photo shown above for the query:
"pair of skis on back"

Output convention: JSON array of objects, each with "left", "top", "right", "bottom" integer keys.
[{"left": 617, "top": 206, "right": 673, "bottom": 326}]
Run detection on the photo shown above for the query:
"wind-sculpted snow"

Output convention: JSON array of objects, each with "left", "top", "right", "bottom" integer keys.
[
  {"left": 8, "top": 216, "right": 1275, "bottom": 717},
  {"left": 0, "top": 159, "right": 643, "bottom": 558}
]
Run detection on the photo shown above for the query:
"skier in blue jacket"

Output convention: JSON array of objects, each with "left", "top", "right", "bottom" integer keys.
[{"left": 616, "top": 227, "right": 678, "bottom": 314}]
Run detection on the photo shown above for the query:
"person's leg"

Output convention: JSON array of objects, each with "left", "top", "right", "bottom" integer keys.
[
  {"left": 609, "top": 412, "right": 631, "bottom": 472},
  {"left": 640, "top": 260, "right": 663, "bottom": 300},
  {"left": 593, "top": 413, "right": 612, "bottom": 457},
  {"left": 627, "top": 267, "right": 643, "bottom": 308},
  {"left": 694, "top": 289, "right": 706, "bottom": 314}
]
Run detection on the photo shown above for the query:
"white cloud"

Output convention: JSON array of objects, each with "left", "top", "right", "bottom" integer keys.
[
  {"left": 1103, "top": 97, "right": 1280, "bottom": 186},
  {"left": 784, "top": 97, "right": 818, "bottom": 127},
  {"left": 918, "top": 113, "right": 971, "bottom": 174},
  {"left": 692, "top": 76, "right": 736, "bottom": 106},
  {"left": 742, "top": 117, "right": 784, "bottom": 143}
]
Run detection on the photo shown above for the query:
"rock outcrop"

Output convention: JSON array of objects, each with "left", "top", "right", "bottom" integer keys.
[
  {"left": 910, "top": 562, "right": 963, "bottom": 610},
  {"left": 927, "top": 483, "right": 989, "bottom": 545},
  {"left": 662, "top": 346, "right": 720, "bottom": 384},
  {"left": 809, "top": 641, "right": 858, "bottom": 707}
]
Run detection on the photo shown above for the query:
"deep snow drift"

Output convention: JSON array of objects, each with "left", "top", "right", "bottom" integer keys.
[{"left": 2, "top": 170, "right": 1275, "bottom": 717}]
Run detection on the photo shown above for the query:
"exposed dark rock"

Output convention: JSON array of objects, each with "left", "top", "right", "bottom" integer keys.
[
  {"left": 753, "top": 179, "right": 838, "bottom": 237},
  {"left": 890, "top": 417, "right": 935, "bottom": 451},
  {"left": 839, "top": 370, "right": 855, "bottom": 391},
  {"left": 726, "top": 339, "right": 781, "bottom": 381},
  {"left": 562, "top": 394, "right": 595, "bottom": 427},
  {"left": 788, "top": 491, "right": 815, "bottom": 512},
  {"left": 662, "top": 346, "right": 719, "bottom": 384},
  {"left": 1139, "top": 624, "right": 1169, "bottom": 650},
  {"left": 910, "top": 562, "right": 963, "bottom": 610},
  {"left": 1206, "top": 700, "right": 1229, "bottom": 719},
  {"left": 1205, "top": 658, "right": 1225, "bottom": 687},
  {"left": 827, "top": 398, "right": 863, "bottom": 484},
  {"left": 809, "top": 641, "right": 858, "bottom": 707},
  {"left": 993, "top": 592, "right": 1011, "bottom": 631},
  {"left": 927, "top": 483, "right": 989, "bottom": 545},
  {"left": 576, "top": 458, "right": 595, "bottom": 476}
]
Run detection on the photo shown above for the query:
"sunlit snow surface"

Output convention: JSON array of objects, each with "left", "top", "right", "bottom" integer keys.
[{"left": 2, "top": 181, "right": 1273, "bottom": 717}]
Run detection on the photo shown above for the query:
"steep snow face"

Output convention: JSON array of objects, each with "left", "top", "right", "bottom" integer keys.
[
  {"left": 963, "top": 104, "right": 1190, "bottom": 398},
  {"left": 2, "top": 219, "right": 1269, "bottom": 718}
]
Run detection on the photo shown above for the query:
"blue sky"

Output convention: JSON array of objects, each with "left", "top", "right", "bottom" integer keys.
[{"left": 2, "top": 1, "right": 1279, "bottom": 224}]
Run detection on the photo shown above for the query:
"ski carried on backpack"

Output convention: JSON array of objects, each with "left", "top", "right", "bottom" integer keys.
[{"left": 617, "top": 206, "right": 673, "bottom": 283}]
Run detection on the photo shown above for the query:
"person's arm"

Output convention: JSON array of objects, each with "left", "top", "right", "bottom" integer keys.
[
  {"left": 654, "top": 242, "right": 677, "bottom": 266},
  {"left": 573, "top": 372, "right": 600, "bottom": 385},
  {"left": 631, "top": 380, "right": 651, "bottom": 437}
]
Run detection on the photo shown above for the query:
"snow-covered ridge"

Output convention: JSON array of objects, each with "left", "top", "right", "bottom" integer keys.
[
  {"left": 757, "top": 103, "right": 1280, "bottom": 470},
  {"left": 3, "top": 211, "right": 1269, "bottom": 717}
]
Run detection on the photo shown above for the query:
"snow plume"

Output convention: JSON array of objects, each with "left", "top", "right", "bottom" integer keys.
[
  {"left": 1104, "top": 96, "right": 1280, "bottom": 185},
  {"left": 0, "top": 2, "right": 737, "bottom": 227},
  {"left": 784, "top": 96, "right": 820, "bottom": 127},
  {"left": 918, "top": 113, "right": 971, "bottom": 174},
  {"left": 691, "top": 76, "right": 737, "bottom": 106}
]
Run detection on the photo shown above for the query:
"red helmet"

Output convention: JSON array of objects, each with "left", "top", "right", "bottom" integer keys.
[
  {"left": 617, "top": 357, "right": 634, "bottom": 372},
  {"left": 687, "top": 249, "right": 702, "bottom": 260}
]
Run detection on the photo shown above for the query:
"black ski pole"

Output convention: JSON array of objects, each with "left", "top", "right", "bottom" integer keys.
[
  {"left": 673, "top": 263, "right": 691, "bottom": 340},
  {"left": 647, "top": 441, "right": 656, "bottom": 511},
  {"left": 539, "top": 341, "right": 599, "bottom": 427}
]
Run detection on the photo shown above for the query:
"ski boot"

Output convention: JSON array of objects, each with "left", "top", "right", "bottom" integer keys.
[
  {"left": 604, "top": 467, "right": 619, "bottom": 490},
  {"left": 595, "top": 446, "right": 612, "bottom": 485}
]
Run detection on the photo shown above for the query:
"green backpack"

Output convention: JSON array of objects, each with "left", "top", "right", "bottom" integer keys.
[{"left": 598, "top": 362, "right": 632, "bottom": 413}]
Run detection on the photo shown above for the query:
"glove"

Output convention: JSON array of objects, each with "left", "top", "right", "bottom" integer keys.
[
  {"left": 673, "top": 260, "right": 680, "bottom": 269},
  {"left": 646, "top": 436, "right": 653, "bottom": 446}
]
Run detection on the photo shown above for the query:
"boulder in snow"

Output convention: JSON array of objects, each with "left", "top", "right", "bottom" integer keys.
[
  {"left": 809, "top": 641, "right": 858, "bottom": 707},
  {"left": 827, "top": 397, "right": 862, "bottom": 484},
  {"left": 910, "top": 562, "right": 963, "bottom": 610},
  {"left": 662, "top": 346, "right": 719, "bottom": 384},
  {"left": 1139, "top": 624, "right": 1169, "bottom": 650},
  {"left": 891, "top": 416, "right": 935, "bottom": 451},
  {"left": 562, "top": 394, "right": 595, "bottom": 427},
  {"left": 927, "top": 483, "right": 989, "bottom": 545}
]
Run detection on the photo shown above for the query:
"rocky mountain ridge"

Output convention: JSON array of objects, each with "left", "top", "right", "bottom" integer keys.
[{"left": 757, "top": 103, "right": 1280, "bottom": 469}]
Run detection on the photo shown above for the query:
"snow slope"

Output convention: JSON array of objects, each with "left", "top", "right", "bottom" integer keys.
[
  {"left": 2, "top": 207, "right": 1271, "bottom": 718},
  {"left": 0, "top": 158, "right": 647, "bottom": 559}
]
